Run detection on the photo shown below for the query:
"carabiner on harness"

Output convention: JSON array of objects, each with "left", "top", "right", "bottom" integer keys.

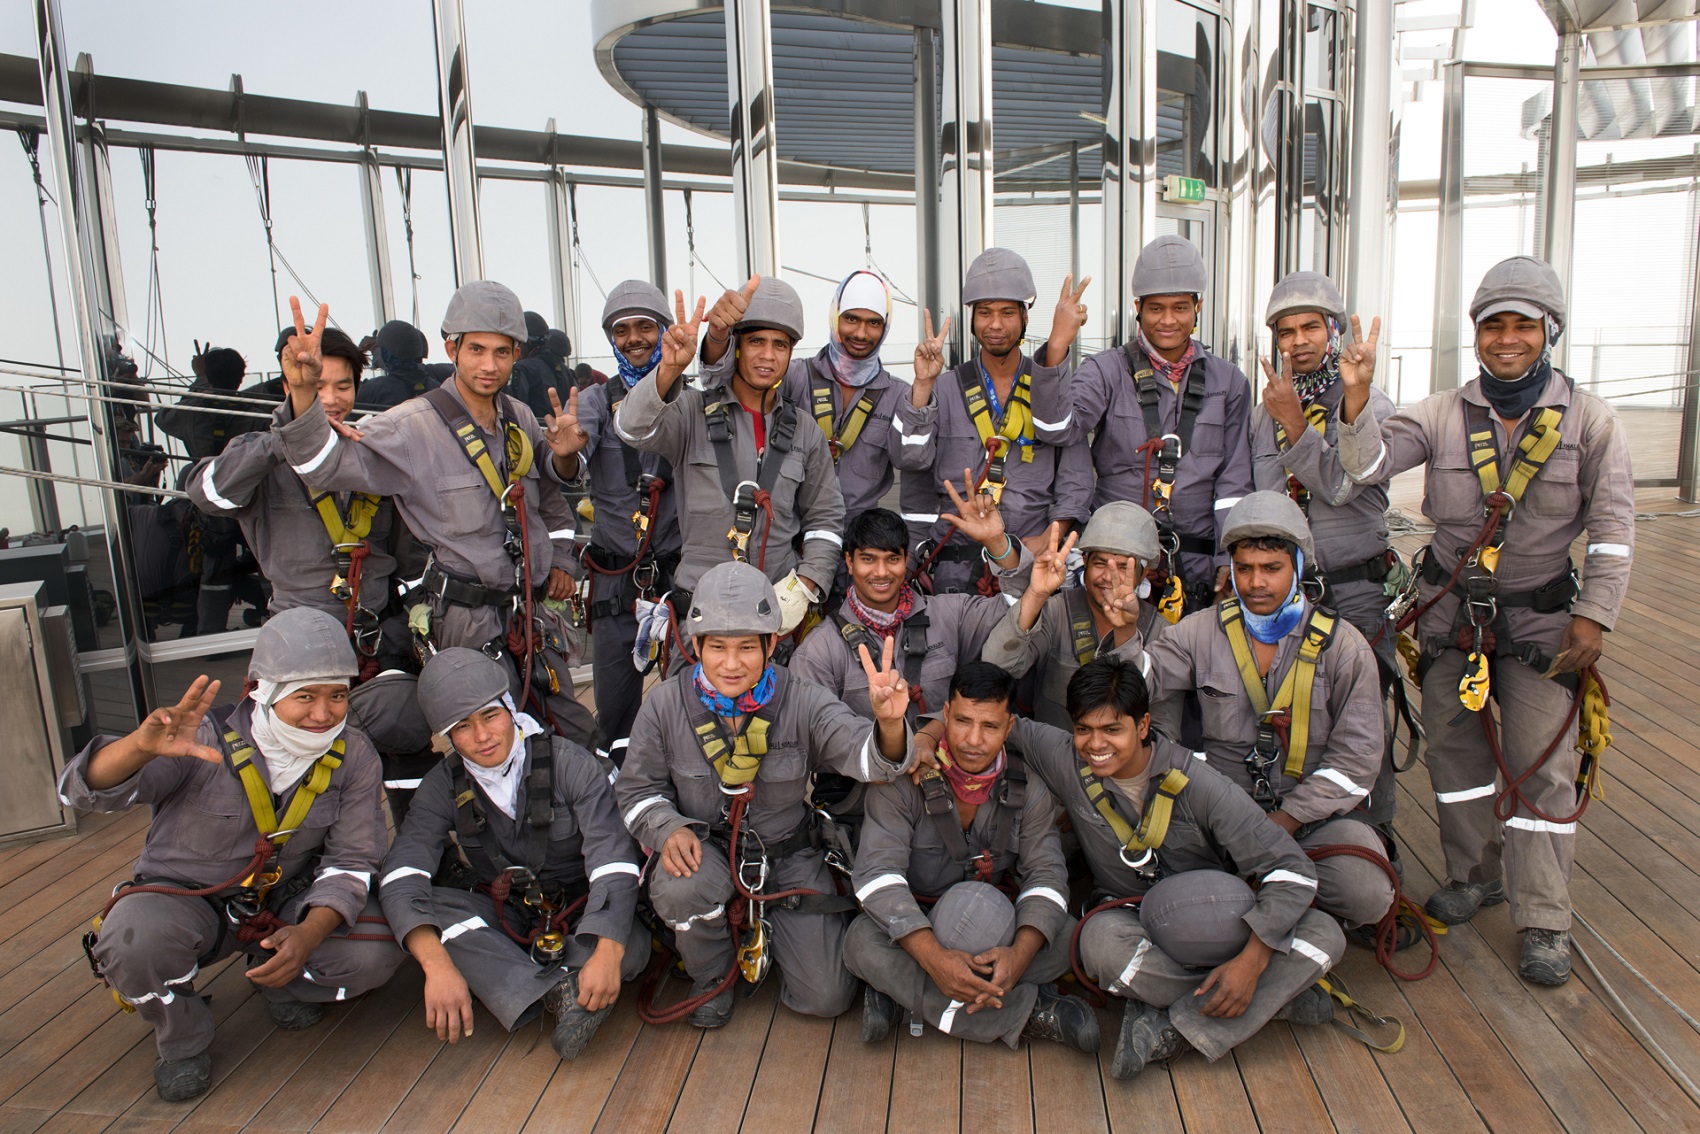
[{"left": 727, "top": 479, "right": 761, "bottom": 562}]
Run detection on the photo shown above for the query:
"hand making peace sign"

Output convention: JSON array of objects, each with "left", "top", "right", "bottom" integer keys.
[
  {"left": 544, "top": 386, "right": 588, "bottom": 458},
  {"left": 134, "top": 676, "right": 225, "bottom": 764},
  {"left": 859, "top": 635, "right": 912, "bottom": 729},
  {"left": 913, "top": 309, "right": 954, "bottom": 386},
  {"left": 1044, "top": 274, "right": 1093, "bottom": 362}
]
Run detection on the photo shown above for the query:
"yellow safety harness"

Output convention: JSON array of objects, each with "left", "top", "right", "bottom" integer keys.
[
  {"left": 960, "top": 366, "right": 1035, "bottom": 508},
  {"left": 1064, "top": 586, "right": 1100, "bottom": 667},
  {"left": 809, "top": 374, "right": 878, "bottom": 463},
  {"left": 1218, "top": 599, "right": 1336, "bottom": 804},
  {"left": 227, "top": 728, "right": 346, "bottom": 892},
  {"left": 692, "top": 714, "right": 773, "bottom": 787},
  {"left": 1079, "top": 765, "right": 1189, "bottom": 873},
  {"left": 1273, "top": 402, "right": 1330, "bottom": 511},
  {"left": 311, "top": 491, "right": 382, "bottom": 548}
]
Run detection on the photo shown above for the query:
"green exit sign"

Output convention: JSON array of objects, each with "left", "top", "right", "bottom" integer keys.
[{"left": 1163, "top": 175, "right": 1206, "bottom": 203}]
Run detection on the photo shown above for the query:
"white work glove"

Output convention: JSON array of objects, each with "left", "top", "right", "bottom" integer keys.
[{"left": 773, "top": 570, "right": 819, "bottom": 636}]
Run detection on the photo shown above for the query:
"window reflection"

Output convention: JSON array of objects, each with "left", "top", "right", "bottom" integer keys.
[{"left": 1157, "top": 0, "right": 1219, "bottom": 187}]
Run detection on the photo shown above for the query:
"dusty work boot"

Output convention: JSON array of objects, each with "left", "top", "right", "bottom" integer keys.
[
  {"left": 1345, "top": 916, "right": 1423, "bottom": 953},
  {"left": 1020, "top": 985, "right": 1100, "bottom": 1054},
  {"left": 153, "top": 1052, "right": 212, "bottom": 1102},
  {"left": 1519, "top": 928, "right": 1573, "bottom": 986},
  {"left": 1424, "top": 877, "right": 1506, "bottom": 926},
  {"left": 1274, "top": 982, "right": 1335, "bottom": 1027},
  {"left": 268, "top": 998, "right": 325, "bottom": 1030},
  {"left": 543, "top": 971, "right": 615, "bottom": 1061},
  {"left": 860, "top": 985, "right": 901, "bottom": 1043},
  {"left": 1110, "top": 1000, "right": 1191, "bottom": 1081},
  {"left": 686, "top": 976, "right": 735, "bottom": 1029}
]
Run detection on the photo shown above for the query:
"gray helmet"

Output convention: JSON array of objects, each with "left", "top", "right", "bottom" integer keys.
[
  {"left": 1469, "top": 255, "right": 1566, "bottom": 331},
  {"left": 441, "top": 280, "right": 528, "bottom": 343},
  {"left": 961, "top": 247, "right": 1037, "bottom": 308},
  {"left": 247, "top": 608, "right": 358, "bottom": 684},
  {"left": 1139, "top": 870, "right": 1255, "bottom": 968},
  {"left": 686, "top": 560, "right": 783, "bottom": 637},
  {"left": 930, "top": 881, "right": 1017, "bottom": 955},
  {"left": 376, "top": 319, "right": 428, "bottom": 362},
  {"left": 1131, "top": 235, "right": 1207, "bottom": 299},
  {"left": 523, "top": 311, "right": 549, "bottom": 344},
  {"left": 1221, "top": 491, "right": 1314, "bottom": 562},
  {"left": 1265, "top": 271, "right": 1345, "bottom": 329},
  {"left": 734, "top": 277, "right": 805, "bottom": 342},
  {"left": 1077, "top": 501, "right": 1161, "bottom": 564},
  {"left": 601, "top": 280, "right": 672, "bottom": 337},
  {"left": 416, "top": 647, "right": 511, "bottom": 736}
]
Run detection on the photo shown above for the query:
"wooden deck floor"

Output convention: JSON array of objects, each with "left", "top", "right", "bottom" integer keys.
[{"left": 4, "top": 485, "right": 1700, "bottom": 1133}]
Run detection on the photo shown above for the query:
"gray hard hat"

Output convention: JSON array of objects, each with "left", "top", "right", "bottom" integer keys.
[
  {"left": 1132, "top": 235, "right": 1208, "bottom": 299},
  {"left": 1221, "top": 491, "right": 1314, "bottom": 562},
  {"left": 686, "top": 560, "right": 784, "bottom": 637},
  {"left": 1139, "top": 869, "right": 1256, "bottom": 969},
  {"left": 247, "top": 608, "right": 358, "bottom": 684},
  {"left": 1078, "top": 501, "right": 1161, "bottom": 564},
  {"left": 347, "top": 672, "right": 433, "bottom": 756},
  {"left": 523, "top": 311, "right": 549, "bottom": 344},
  {"left": 441, "top": 280, "right": 528, "bottom": 343},
  {"left": 416, "top": 647, "right": 512, "bottom": 736},
  {"left": 1266, "top": 271, "right": 1345, "bottom": 329},
  {"left": 1469, "top": 255, "right": 1566, "bottom": 330},
  {"left": 735, "top": 277, "right": 806, "bottom": 342},
  {"left": 376, "top": 319, "right": 428, "bottom": 362},
  {"left": 961, "top": 247, "right": 1037, "bottom": 309},
  {"left": 930, "top": 881, "right": 1017, "bottom": 955},
  {"left": 601, "top": 280, "right": 672, "bottom": 337}
]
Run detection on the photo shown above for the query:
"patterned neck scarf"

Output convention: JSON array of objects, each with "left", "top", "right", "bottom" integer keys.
[
  {"left": 1136, "top": 328, "right": 1201, "bottom": 386},
  {"left": 613, "top": 338, "right": 662, "bottom": 386},
  {"left": 845, "top": 581, "right": 916, "bottom": 638},
  {"left": 1290, "top": 316, "right": 1342, "bottom": 405},
  {"left": 692, "top": 663, "right": 777, "bottom": 718},
  {"left": 1233, "top": 548, "right": 1307, "bottom": 645},
  {"left": 938, "top": 739, "right": 1006, "bottom": 806}
]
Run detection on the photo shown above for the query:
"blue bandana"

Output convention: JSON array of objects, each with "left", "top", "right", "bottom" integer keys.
[
  {"left": 613, "top": 338, "right": 662, "bottom": 386},
  {"left": 1234, "top": 549, "right": 1307, "bottom": 644},
  {"left": 691, "top": 663, "right": 777, "bottom": 718}
]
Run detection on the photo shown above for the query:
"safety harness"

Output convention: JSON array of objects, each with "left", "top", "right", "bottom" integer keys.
[
  {"left": 959, "top": 363, "right": 1036, "bottom": 499},
  {"left": 1273, "top": 402, "right": 1331, "bottom": 513},
  {"left": 915, "top": 747, "right": 1028, "bottom": 887},
  {"left": 810, "top": 368, "right": 879, "bottom": 463},
  {"left": 834, "top": 609, "right": 932, "bottom": 715},
  {"left": 583, "top": 377, "right": 671, "bottom": 623},
  {"left": 1125, "top": 347, "right": 1212, "bottom": 622},
  {"left": 705, "top": 391, "right": 798, "bottom": 568},
  {"left": 310, "top": 487, "right": 384, "bottom": 655},
  {"left": 1218, "top": 598, "right": 1337, "bottom": 810},
  {"left": 1064, "top": 585, "right": 1102, "bottom": 667},
  {"left": 1080, "top": 765, "right": 1189, "bottom": 881}
]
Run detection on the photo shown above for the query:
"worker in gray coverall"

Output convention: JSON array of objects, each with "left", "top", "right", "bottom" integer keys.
[
  {"left": 575, "top": 280, "right": 683, "bottom": 762},
  {"left": 615, "top": 561, "right": 918, "bottom": 1027},
  {"left": 379, "top": 648, "right": 648, "bottom": 1061},
  {"left": 271, "top": 286, "right": 596, "bottom": 748},
  {"left": 1144, "top": 493, "right": 1395, "bottom": 934},
  {"left": 1335, "top": 255, "right": 1636, "bottom": 985},
  {"left": 1030, "top": 656, "right": 1344, "bottom": 1079},
  {"left": 845, "top": 661, "right": 1099, "bottom": 1054},
  {"left": 907, "top": 248, "right": 1095, "bottom": 593},
  {"left": 1061, "top": 235, "right": 1255, "bottom": 618},
  {"left": 59, "top": 609, "right": 403, "bottom": 1102},
  {"left": 1250, "top": 272, "right": 1402, "bottom": 852}
]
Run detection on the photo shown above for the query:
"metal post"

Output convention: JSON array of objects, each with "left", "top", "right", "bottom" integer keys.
[
  {"left": 35, "top": 0, "right": 147, "bottom": 719},
  {"left": 1543, "top": 29, "right": 1582, "bottom": 374},
  {"left": 74, "top": 56, "right": 127, "bottom": 334},
  {"left": 544, "top": 148, "right": 580, "bottom": 359},
  {"left": 914, "top": 25, "right": 942, "bottom": 341},
  {"left": 431, "top": 0, "right": 483, "bottom": 284},
  {"left": 1344, "top": 0, "right": 1393, "bottom": 381},
  {"left": 940, "top": 0, "right": 994, "bottom": 360},
  {"left": 356, "top": 94, "right": 396, "bottom": 326},
  {"left": 1678, "top": 152, "right": 1700, "bottom": 502},
  {"left": 1068, "top": 140, "right": 1081, "bottom": 365},
  {"left": 725, "top": 0, "right": 781, "bottom": 279},
  {"left": 642, "top": 104, "right": 668, "bottom": 294},
  {"left": 1431, "top": 61, "right": 1466, "bottom": 392},
  {"left": 1102, "top": 0, "right": 1157, "bottom": 347}
]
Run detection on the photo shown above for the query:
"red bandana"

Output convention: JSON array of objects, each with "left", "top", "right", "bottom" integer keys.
[{"left": 938, "top": 739, "right": 1006, "bottom": 806}]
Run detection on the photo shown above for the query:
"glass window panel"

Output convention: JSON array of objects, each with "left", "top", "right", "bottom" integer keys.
[
  {"left": 1157, "top": 0, "right": 1219, "bottom": 187},
  {"left": 1304, "top": 5, "right": 1337, "bottom": 94}
]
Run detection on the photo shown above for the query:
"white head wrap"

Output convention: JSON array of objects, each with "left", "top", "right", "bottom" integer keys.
[{"left": 247, "top": 677, "right": 350, "bottom": 792}]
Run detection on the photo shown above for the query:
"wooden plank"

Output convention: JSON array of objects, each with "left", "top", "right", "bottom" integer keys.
[
  {"left": 885, "top": 1026, "right": 961, "bottom": 1134},
  {"left": 516, "top": 993, "right": 643, "bottom": 1134},
  {"left": 1230, "top": 1024, "right": 1335, "bottom": 1134},
  {"left": 1168, "top": 1043, "right": 1258, "bottom": 1131},
  {"left": 962, "top": 1033, "right": 1034, "bottom": 1134},
  {"left": 664, "top": 982, "right": 776, "bottom": 1134},
  {"left": 1290, "top": 1011, "right": 1414, "bottom": 1134},
  {"left": 0, "top": 1104, "right": 55, "bottom": 1134},
  {"left": 450, "top": 1020, "right": 567, "bottom": 1133},
  {"left": 589, "top": 1004, "right": 702, "bottom": 1134},
  {"left": 21, "top": 1113, "right": 114, "bottom": 1134},
  {"left": 383, "top": 1005, "right": 510, "bottom": 1134},
  {"left": 0, "top": 962, "right": 106, "bottom": 1064},
  {"left": 814, "top": 1017, "right": 896, "bottom": 1133},
  {"left": 0, "top": 811, "right": 135, "bottom": 891},
  {"left": 739, "top": 1003, "right": 834, "bottom": 1131},
  {"left": 0, "top": 812, "right": 144, "bottom": 915},
  {"left": 1097, "top": 1009, "right": 1184, "bottom": 1134}
]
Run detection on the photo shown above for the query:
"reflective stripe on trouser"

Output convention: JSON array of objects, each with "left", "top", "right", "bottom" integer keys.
[
  {"left": 646, "top": 845, "right": 858, "bottom": 1018},
  {"left": 1077, "top": 901, "right": 1344, "bottom": 1062},
  {"left": 591, "top": 605, "right": 644, "bottom": 758},
  {"left": 842, "top": 907, "right": 1073, "bottom": 1048},
  {"left": 94, "top": 890, "right": 403, "bottom": 1061},
  {"left": 1421, "top": 647, "right": 1580, "bottom": 930},
  {"left": 1298, "top": 817, "right": 1396, "bottom": 928},
  {"left": 423, "top": 888, "right": 648, "bottom": 1031},
  {"left": 1329, "top": 577, "right": 1400, "bottom": 827}
]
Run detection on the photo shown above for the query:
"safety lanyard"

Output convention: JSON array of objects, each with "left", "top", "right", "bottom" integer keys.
[
  {"left": 1219, "top": 600, "right": 1335, "bottom": 779},
  {"left": 1065, "top": 586, "right": 1101, "bottom": 667},
  {"left": 226, "top": 728, "right": 344, "bottom": 890},
  {"left": 448, "top": 737, "right": 555, "bottom": 881},
  {"left": 809, "top": 371, "right": 878, "bottom": 462},
  {"left": 1079, "top": 765, "right": 1189, "bottom": 865}
]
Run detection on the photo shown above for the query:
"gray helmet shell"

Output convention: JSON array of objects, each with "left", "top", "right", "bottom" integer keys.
[
  {"left": 1266, "top": 271, "right": 1345, "bottom": 329},
  {"left": 930, "top": 880, "right": 1017, "bottom": 955},
  {"left": 440, "top": 280, "right": 528, "bottom": 343},
  {"left": 1221, "top": 491, "right": 1314, "bottom": 562},
  {"left": 1469, "top": 255, "right": 1566, "bottom": 330},
  {"left": 961, "top": 247, "right": 1037, "bottom": 309},
  {"left": 1077, "top": 501, "right": 1161, "bottom": 564},
  {"left": 687, "top": 561, "right": 783, "bottom": 637},
  {"left": 735, "top": 277, "right": 806, "bottom": 342},
  {"left": 1131, "top": 235, "right": 1208, "bottom": 299},
  {"left": 601, "top": 280, "right": 673, "bottom": 337},
  {"left": 417, "top": 647, "right": 513, "bottom": 737},
  {"left": 247, "top": 607, "right": 358, "bottom": 685}
]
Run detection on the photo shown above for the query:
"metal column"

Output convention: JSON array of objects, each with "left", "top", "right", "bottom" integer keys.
[
  {"left": 356, "top": 93, "right": 396, "bottom": 326},
  {"left": 1068, "top": 140, "right": 1081, "bottom": 365},
  {"left": 725, "top": 0, "right": 781, "bottom": 280},
  {"left": 543, "top": 132, "right": 580, "bottom": 359},
  {"left": 1431, "top": 61, "right": 1466, "bottom": 392},
  {"left": 1542, "top": 29, "right": 1582, "bottom": 374},
  {"left": 940, "top": 0, "right": 994, "bottom": 359},
  {"left": 1681, "top": 213, "right": 1700, "bottom": 501},
  {"left": 74, "top": 56, "right": 126, "bottom": 334},
  {"left": 1102, "top": 0, "right": 1157, "bottom": 347},
  {"left": 432, "top": 0, "right": 483, "bottom": 284},
  {"left": 1344, "top": 0, "right": 1394, "bottom": 379},
  {"left": 913, "top": 25, "right": 942, "bottom": 342},
  {"left": 642, "top": 104, "right": 668, "bottom": 294},
  {"left": 35, "top": 0, "right": 147, "bottom": 719}
]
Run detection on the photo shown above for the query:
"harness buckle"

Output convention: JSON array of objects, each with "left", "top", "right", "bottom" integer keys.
[
  {"left": 728, "top": 479, "right": 760, "bottom": 561},
  {"left": 1157, "top": 433, "right": 1183, "bottom": 483},
  {"left": 1118, "top": 843, "right": 1156, "bottom": 872}
]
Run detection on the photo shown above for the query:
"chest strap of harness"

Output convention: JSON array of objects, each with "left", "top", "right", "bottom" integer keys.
[
  {"left": 918, "top": 746, "right": 1028, "bottom": 885},
  {"left": 1273, "top": 402, "right": 1331, "bottom": 513},
  {"left": 810, "top": 372, "right": 879, "bottom": 462},
  {"left": 959, "top": 365, "right": 1035, "bottom": 495},
  {"left": 685, "top": 673, "right": 784, "bottom": 790},
  {"left": 1079, "top": 765, "right": 1189, "bottom": 878},
  {"left": 310, "top": 489, "right": 385, "bottom": 651},
  {"left": 227, "top": 728, "right": 346, "bottom": 901},
  {"left": 1126, "top": 348, "right": 1208, "bottom": 455},
  {"left": 706, "top": 394, "right": 797, "bottom": 567},
  {"left": 1064, "top": 586, "right": 1102, "bottom": 667},
  {"left": 836, "top": 609, "right": 932, "bottom": 715},
  {"left": 424, "top": 387, "right": 536, "bottom": 590},
  {"left": 1219, "top": 600, "right": 1336, "bottom": 805}
]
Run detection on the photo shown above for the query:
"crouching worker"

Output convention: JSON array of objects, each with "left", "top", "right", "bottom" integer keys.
[
  {"left": 846, "top": 661, "right": 1098, "bottom": 1053},
  {"left": 616, "top": 560, "right": 919, "bottom": 1027},
  {"left": 379, "top": 649, "right": 648, "bottom": 1061},
  {"left": 1050, "top": 658, "right": 1345, "bottom": 1079},
  {"left": 60, "top": 608, "right": 403, "bottom": 1102}
]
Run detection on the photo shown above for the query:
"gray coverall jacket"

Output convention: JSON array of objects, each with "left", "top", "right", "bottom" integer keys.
[
  {"left": 1017, "top": 720, "right": 1343, "bottom": 1059},
  {"left": 616, "top": 666, "right": 915, "bottom": 1017},
  {"left": 613, "top": 374, "right": 846, "bottom": 594},
  {"left": 186, "top": 404, "right": 399, "bottom": 621},
  {"left": 378, "top": 736, "right": 647, "bottom": 1030},
  {"left": 845, "top": 754, "right": 1073, "bottom": 1046},
  {"left": 1064, "top": 343, "right": 1256, "bottom": 587},
  {"left": 59, "top": 703, "right": 402, "bottom": 1059},
  {"left": 1336, "top": 369, "right": 1635, "bottom": 929}
]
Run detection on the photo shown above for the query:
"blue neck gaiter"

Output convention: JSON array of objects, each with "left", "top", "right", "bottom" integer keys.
[{"left": 1234, "top": 548, "right": 1307, "bottom": 644}]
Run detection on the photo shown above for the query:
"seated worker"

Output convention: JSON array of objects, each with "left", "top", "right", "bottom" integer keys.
[
  {"left": 615, "top": 561, "right": 918, "bottom": 1027},
  {"left": 982, "top": 501, "right": 1174, "bottom": 732},
  {"left": 379, "top": 649, "right": 648, "bottom": 1061},
  {"left": 58, "top": 608, "right": 402, "bottom": 1102},
  {"left": 845, "top": 662, "right": 1097, "bottom": 1054},
  {"left": 1014, "top": 656, "right": 1345, "bottom": 1079},
  {"left": 1144, "top": 492, "right": 1395, "bottom": 935}
]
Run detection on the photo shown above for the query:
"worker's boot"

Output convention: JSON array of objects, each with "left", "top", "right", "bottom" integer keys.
[
  {"left": 1424, "top": 877, "right": 1505, "bottom": 926},
  {"left": 1519, "top": 928, "right": 1572, "bottom": 987},
  {"left": 1110, "top": 1001, "right": 1191, "bottom": 1081},
  {"left": 1020, "top": 984, "right": 1100, "bottom": 1054}
]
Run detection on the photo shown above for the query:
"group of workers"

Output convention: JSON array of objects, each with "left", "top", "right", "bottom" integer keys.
[{"left": 59, "top": 232, "right": 1634, "bottom": 1103}]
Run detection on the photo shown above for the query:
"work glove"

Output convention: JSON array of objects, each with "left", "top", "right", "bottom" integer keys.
[
  {"left": 632, "top": 597, "right": 667, "bottom": 673},
  {"left": 773, "top": 570, "right": 819, "bottom": 636}
]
